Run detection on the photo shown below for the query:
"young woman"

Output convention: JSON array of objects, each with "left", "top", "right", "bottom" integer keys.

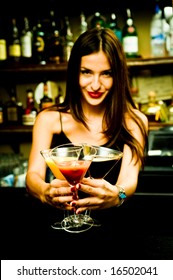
[{"left": 26, "top": 27, "right": 148, "bottom": 214}]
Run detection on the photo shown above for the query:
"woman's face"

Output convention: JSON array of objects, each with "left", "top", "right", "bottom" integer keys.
[{"left": 79, "top": 50, "right": 113, "bottom": 107}]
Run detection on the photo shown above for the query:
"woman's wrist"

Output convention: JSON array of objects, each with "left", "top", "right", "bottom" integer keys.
[{"left": 115, "top": 185, "right": 127, "bottom": 207}]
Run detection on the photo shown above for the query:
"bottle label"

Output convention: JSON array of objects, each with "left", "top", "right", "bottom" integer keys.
[
  {"left": 41, "top": 102, "right": 54, "bottom": 109},
  {"left": 151, "top": 36, "right": 165, "bottom": 57},
  {"left": 36, "top": 37, "right": 45, "bottom": 52},
  {"left": 123, "top": 36, "right": 138, "bottom": 53},
  {"left": 7, "top": 107, "right": 18, "bottom": 121},
  {"left": 21, "top": 34, "right": 32, "bottom": 57},
  {"left": 0, "top": 39, "right": 7, "bottom": 60},
  {"left": 127, "top": 26, "right": 135, "bottom": 33},
  {"left": 9, "top": 44, "right": 21, "bottom": 57}
]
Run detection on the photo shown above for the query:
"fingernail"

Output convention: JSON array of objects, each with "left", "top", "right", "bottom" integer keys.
[
  {"left": 76, "top": 183, "right": 81, "bottom": 189},
  {"left": 71, "top": 186, "right": 76, "bottom": 192},
  {"left": 71, "top": 201, "right": 76, "bottom": 207}
]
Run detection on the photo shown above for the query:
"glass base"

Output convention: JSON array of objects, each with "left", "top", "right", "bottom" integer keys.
[
  {"left": 51, "top": 221, "right": 63, "bottom": 230},
  {"left": 50, "top": 214, "right": 102, "bottom": 231},
  {"left": 92, "top": 219, "right": 102, "bottom": 227},
  {"left": 61, "top": 214, "right": 94, "bottom": 233}
]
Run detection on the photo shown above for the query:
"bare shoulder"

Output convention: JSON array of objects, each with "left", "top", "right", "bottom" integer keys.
[
  {"left": 34, "top": 110, "right": 62, "bottom": 133},
  {"left": 125, "top": 109, "right": 148, "bottom": 130},
  {"left": 134, "top": 109, "right": 148, "bottom": 127}
]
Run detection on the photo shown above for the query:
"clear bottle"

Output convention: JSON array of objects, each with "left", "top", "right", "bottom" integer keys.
[
  {"left": 80, "top": 12, "right": 88, "bottom": 34},
  {"left": 150, "top": 1, "right": 166, "bottom": 57},
  {"left": 62, "top": 17, "right": 74, "bottom": 62},
  {"left": 122, "top": 8, "right": 139, "bottom": 58},
  {"left": 20, "top": 17, "right": 33, "bottom": 64},
  {"left": 109, "top": 13, "right": 122, "bottom": 42},
  {"left": 40, "top": 82, "right": 54, "bottom": 110},
  {"left": 46, "top": 10, "right": 63, "bottom": 64},
  {"left": 32, "top": 18, "right": 46, "bottom": 65},
  {"left": 8, "top": 18, "right": 21, "bottom": 64}
]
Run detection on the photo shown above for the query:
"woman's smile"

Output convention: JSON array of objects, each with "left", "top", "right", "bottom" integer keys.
[{"left": 87, "top": 91, "right": 104, "bottom": 99}]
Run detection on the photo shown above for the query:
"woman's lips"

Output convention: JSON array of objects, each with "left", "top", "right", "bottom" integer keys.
[{"left": 88, "top": 91, "right": 103, "bottom": 98}]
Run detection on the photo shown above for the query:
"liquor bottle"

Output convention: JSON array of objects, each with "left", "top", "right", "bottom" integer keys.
[
  {"left": 46, "top": 10, "right": 63, "bottom": 64},
  {"left": 4, "top": 87, "right": 23, "bottom": 125},
  {"left": 22, "top": 89, "right": 37, "bottom": 125},
  {"left": 40, "top": 82, "right": 54, "bottom": 110},
  {"left": 109, "top": 13, "right": 122, "bottom": 42},
  {"left": 80, "top": 12, "right": 88, "bottom": 34},
  {"left": 150, "top": 0, "right": 166, "bottom": 57},
  {"left": 0, "top": 20, "right": 7, "bottom": 66},
  {"left": 90, "top": 12, "right": 106, "bottom": 29},
  {"left": 140, "top": 91, "right": 167, "bottom": 122},
  {"left": 32, "top": 18, "right": 46, "bottom": 65},
  {"left": 122, "top": 8, "right": 139, "bottom": 58},
  {"left": 62, "top": 17, "right": 74, "bottom": 62},
  {"left": 20, "top": 17, "right": 33, "bottom": 64},
  {"left": 7, "top": 18, "right": 21, "bottom": 64}
]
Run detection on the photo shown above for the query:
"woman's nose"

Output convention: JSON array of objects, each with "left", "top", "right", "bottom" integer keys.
[{"left": 91, "top": 76, "right": 101, "bottom": 91}]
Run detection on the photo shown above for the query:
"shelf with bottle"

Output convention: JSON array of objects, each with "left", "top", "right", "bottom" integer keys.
[{"left": 1, "top": 56, "right": 173, "bottom": 74}]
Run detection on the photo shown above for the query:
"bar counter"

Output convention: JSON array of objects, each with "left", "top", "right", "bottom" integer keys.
[{"left": 1, "top": 183, "right": 173, "bottom": 260}]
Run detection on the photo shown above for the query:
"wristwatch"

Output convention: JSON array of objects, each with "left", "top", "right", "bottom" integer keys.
[{"left": 116, "top": 185, "right": 127, "bottom": 207}]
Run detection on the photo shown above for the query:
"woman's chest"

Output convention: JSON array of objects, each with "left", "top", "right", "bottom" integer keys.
[{"left": 61, "top": 114, "right": 107, "bottom": 146}]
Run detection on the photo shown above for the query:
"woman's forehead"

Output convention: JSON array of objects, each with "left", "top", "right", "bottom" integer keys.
[{"left": 81, "top": 51, "right": 111, "bottom": 70}]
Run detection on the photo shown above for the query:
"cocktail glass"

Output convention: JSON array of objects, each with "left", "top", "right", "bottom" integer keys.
[
  {"left": 40, "top": 148, "right": 66, "bottom": 229},
  {"left": 50, "top": 143, "right": 97, "bottom": 233},
  {"left": 85, "top": 146, "right": 123, "bottom": 227}
]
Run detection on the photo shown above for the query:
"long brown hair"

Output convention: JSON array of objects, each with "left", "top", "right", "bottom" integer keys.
[{"left": 51, "top": 28, "right": 148, "bottom": 166}]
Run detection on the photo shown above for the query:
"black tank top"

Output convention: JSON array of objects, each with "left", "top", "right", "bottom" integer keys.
[{"left": 48, "top": 113, "right": 123, "bottom": 185}]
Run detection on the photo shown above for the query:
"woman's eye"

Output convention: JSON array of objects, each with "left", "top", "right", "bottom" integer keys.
[
  {"left": 80, "top": 69, "right": 91, "bottom": 75},
  {"left": 102, "top": 71, "right": 112, "bottom": 77}
]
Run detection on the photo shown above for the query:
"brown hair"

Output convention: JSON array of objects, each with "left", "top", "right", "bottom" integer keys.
[{"left": 51, "top": 28, "right": 148, "bottom": 166}]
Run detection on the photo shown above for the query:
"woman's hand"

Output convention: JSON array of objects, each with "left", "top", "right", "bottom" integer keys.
[
  {"left": 70, "top": 177, "right": 119, "bottom": 214},
  {"left": 44, "top": 178, "right": 75, "bottom": 211}
]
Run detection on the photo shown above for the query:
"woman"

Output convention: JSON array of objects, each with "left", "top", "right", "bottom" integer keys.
[{"left": 26, "top": 28, "right": 148, "bottom": 214}]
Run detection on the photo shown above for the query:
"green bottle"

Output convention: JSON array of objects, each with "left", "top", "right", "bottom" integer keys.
[
  {"left": 90, "top": 12, "right": 106, "bottom": 29},
  {"left": 122, "top": 8, "right": 139, "bottom": 58}
]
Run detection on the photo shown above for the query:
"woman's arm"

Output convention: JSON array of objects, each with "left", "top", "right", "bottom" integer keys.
[
  {"left": 26, "top": 110, "right": 56, "bottom": 202},
  {"left": 113, "top": 110, "right": 148, "bottom": 203}
]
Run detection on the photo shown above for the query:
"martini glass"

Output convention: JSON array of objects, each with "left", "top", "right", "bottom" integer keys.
[
  {"left": 40, "top": 148, "right": 66, "bottom": 230},
  {"left": 85, "top": 146, "right": 123, "bottom": 227},
  {"left": 50, "top": 143, "right": 97, "bottom": 233}
]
